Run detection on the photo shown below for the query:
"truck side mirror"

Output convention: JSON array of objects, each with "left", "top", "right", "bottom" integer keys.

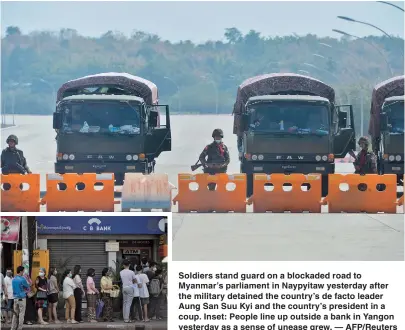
[
  {"left": 338, "top": 110, "right": 347, "bottom": 128},
  {"left": 149, "top": 111, "right": 158, "bottom": 128},
  {"left": 53, "top": 112, "right": 62, "bottom": 129},
  {"left": 380, "top": 113, "right": 388, "bottom": 131}
]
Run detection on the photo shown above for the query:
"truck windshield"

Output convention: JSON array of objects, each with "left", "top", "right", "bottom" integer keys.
[
  {"left": 386, "top": 101, "right": 404, "bottom": 133},
  {"left": 61, "top": 101, "right": 141, "bottom": 134},
  {"left": 247, "top": 101, "right": 329, "bottom": 135}
]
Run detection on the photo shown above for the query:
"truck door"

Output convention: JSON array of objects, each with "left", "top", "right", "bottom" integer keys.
[
  {"left": 144, "top": 105, "right": 172, "bottom": 158},
  {"left": 333, "top": 104, "right": 356, "bottom": 158}
]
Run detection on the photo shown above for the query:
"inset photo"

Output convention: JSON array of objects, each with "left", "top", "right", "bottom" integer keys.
[{"left": 1, "top": 215, "right": 168, "bottom": 329}]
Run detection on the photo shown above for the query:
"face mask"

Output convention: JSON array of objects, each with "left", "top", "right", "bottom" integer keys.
[
  {"left": 24, "top": 269, "right": 29, "bottom": 275},
  {"left": 215, "top": 139, "right": 222, "bottom": 143},
  {"left": 68, "top": 274, "right": 72, "bottom": 278},
  {"left": 152, "top": 267, "right": 157, "bottom": 272},
  {"left": 6, "top": 273, "right": 12, "bottom": 277},
  {"left": 92, "top": 273, "right": 95, "bottom": 277},
  {"left": 54, "top": 270, "right": 57, "bottom": 275},
  {"left": 39, "top": 272, "right": 44, "bottom": 277}
]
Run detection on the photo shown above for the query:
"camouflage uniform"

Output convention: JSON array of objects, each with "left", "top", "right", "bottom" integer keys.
[
  {"left": 1, "top": 135, "right": 31, "bottom": 174},
  {"left": 353, "top": 137, "right": 377, "bottom": 175},
  {"left": 199, "top": 132, "right": 230, "bottom": 175}
]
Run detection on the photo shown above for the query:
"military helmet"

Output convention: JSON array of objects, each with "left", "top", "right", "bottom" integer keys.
[
  {"left": 212, "top": 129, "right": 224, "bottom": 138},
  {"left": 6, "top": 134, "right": 18, "bottom": 145},
  {"left": 358, "top": 136, "right": 369, "bottom": 146}
]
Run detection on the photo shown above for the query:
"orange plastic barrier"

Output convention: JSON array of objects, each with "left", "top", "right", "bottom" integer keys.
[
  {"left": 322, "top": 174, "right": 397, "bottom": 213},
  {"left": 247, "top": 173, "right": 322, "bottom": 213},
  {"left": 42, "top": 173, "right": 116, "bottom": 212},
  {"left": 173, "top": 173, "right": 246, "bottom": 213},
  {"left": 1, "top": 174, "right": 41, "bottom": 212}
]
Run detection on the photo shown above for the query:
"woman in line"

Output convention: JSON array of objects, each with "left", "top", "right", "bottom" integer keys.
[
  {"left": 135, "top": 265, "right": 150, "bottom": 322},
  {"left": 86, "top": 268, "right": 99, "bottom": 323},
  {"left": 22, "top": 264, "right": 35, "bottom": 325},
  {"left": 72, "top": 265, "right": 84, "bottom": 323},
  {"left": 35, "top": 268, "right": 49, "bottom": 325},
  {"left": 62, "top": 269, "right": 78, "bottom": 324},
  {"left": 47, "top": 268, "right": 61, "bottom": 324},
  {"left": 100, "top": 268, "right": 114, "bottom": 322}
]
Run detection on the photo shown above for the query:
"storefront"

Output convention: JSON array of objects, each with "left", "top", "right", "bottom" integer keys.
[{"left": 36, "top": 216, "right": 167, "bottom": 286}]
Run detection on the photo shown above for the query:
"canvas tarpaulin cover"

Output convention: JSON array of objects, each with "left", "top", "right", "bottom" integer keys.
[
  {"left": 57, "top": 72, "right": 158, "bottom": 105},
  {"left": 368, "top": 75, "right": 404, "bottom": 137},
  {"left": 233, "top": 73, "right": 335, "bottom": 135}
]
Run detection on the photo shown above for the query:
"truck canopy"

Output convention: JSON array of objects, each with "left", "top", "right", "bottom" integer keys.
[
  {"left": 368, "top": 75, "right": 404, "bottom": 137},
  {"left": 57, "top": 72, "right": 158, "bottom": 105},
  {"left": 233, "top": 73, "right": 335, "bottom": 135}
]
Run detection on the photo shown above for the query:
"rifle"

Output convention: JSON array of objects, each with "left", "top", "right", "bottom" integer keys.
[{"left": 191, "top": 160, "right": 203, "bottom": 172}]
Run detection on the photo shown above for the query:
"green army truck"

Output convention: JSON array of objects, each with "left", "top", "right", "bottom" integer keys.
[
  {"left": 233, "top": 73, "right": 356, "bottom": 197},
  {"left": 52, "top": 73, "right": 171, "bottom": 185},
  {"left": 369, "top": 75, "right": 404, "bottom": 185}
]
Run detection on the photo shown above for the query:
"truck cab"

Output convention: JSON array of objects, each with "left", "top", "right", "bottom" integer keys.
[
  {"left": 234, "top": 73, "right": 355, "bottom": 197},
  {"left": 53, "top": 73, "right": 171, "bottom": 185},
  {"left": 379, "top": 95, "right": 404, "bottom": 180}
]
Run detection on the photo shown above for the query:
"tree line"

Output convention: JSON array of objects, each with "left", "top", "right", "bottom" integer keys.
[{"left": 1, "top": 26, "right": 404, "bottom": 135}]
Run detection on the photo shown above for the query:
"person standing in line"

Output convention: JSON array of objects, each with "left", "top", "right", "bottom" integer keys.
[
  {"left": 62, "top": 270, "right": 78, "bottom": 324},
  {"left": 4, "top": 269, "right": 14, "bottom": 324},
  {"left": 120, "top": 260, "right": 138, "bottom": 323},
  {"left": 148, "top": 269, "right": 164, "bottom": 320},
  {"left": 47, "top": 268, "right": 61, "bottom": 324},
  {"left": 86, "top": 268, "right": 99, "bottom": 323},
  {"left": 135, "top": 265, "right": 150, "bottom": 322},
  {"left": 100, "top": 268, "right": 114, "bottom": 322},
  {"left": 11, "top": 266, "right": 30, "bottom": 330},
  {"left": 22, "top": 264, "right": 35, "bottom": 325},
  {"left": 72, "top": 265, "right": 84, "bottom": 323},
  {"left": 35, "top": 268, "right": 49, "bottom": 325},
  {"left": 131, "top": 268, "right": 143, "bottom": 322}
]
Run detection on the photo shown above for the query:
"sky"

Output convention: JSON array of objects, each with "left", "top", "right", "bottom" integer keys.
[{"left": 1, "top": 1, "right": 404, "bottom": 43}]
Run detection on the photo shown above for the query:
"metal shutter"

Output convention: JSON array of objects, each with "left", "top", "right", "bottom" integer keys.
[{"left": 47, "top": 239, "right": 108, "bottom": 289}]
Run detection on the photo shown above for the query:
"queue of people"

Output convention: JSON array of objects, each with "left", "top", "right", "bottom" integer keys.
[{"left": 1, "top": 260, "right": 167, "bottom": 329}]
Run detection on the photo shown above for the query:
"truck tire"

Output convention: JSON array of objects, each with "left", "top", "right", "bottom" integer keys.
[
  {"left": 247, "top": 174, "right": 254, "bottom": 198},
  {"left": 115, "top": 173, "right": 124, "bottom": 185},
  {"left": 321, "top": 174, "right": 328, "bottom": 197}
]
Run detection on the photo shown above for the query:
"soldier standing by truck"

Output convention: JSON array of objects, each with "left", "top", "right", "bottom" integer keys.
[
  {"left": 197, "top": 129, "right": 230, "bottom": 191},
  {"left": 1, "top": 135, "right": 31, "bottom": 175},
  {"left": 353, "top": 136, "right": 377, "bottom": 175}
]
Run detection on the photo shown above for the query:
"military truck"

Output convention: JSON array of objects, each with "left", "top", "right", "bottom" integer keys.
[
  {"left": 233, "top": 73, "right": 356, "bottom": 196},
  {"left": 369, "top": 75, "right": 404, "bottom": 185},
  {"left": 52, "top": 73, "right": 171, "bottom": 184}
]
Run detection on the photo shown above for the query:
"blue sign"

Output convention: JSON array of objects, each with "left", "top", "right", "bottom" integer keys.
[{"left": 36, "top": 216, "right": 167, "bottom": 235}]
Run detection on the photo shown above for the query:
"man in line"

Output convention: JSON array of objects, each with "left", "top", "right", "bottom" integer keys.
[
  {"left": 120, "top": 260, "right": 137, "bottom": 323},
  {"left": 11, "top": 266, "right": 30, "bottom": 330},
  {"left": 4, "top": 269, "right": 14, "bottom": 324}
]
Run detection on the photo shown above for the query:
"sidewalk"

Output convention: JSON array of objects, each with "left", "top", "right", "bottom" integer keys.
[{"left": 1, "top": 320, "right": 167, "bottom": 330}]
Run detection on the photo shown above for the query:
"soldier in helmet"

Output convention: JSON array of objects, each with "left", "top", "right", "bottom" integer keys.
[
  {"left": 1, "top": 135, "right": 31, "bottom": 175},
  {"left": 353, "top": 136, "right": 377, "bottom": 175},
  {"left": 199, "top": 129, "right": 230, "bottom": 190}
]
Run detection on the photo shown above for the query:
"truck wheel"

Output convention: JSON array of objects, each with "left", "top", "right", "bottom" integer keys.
[
  {"left": 115, "top": 173, "right": 124, "bottom": 185},
  {"left": 321, "top": 175, "right": 328, "bottom": 197},
  {"left": 247, "top": 174, "right": 254, "bottom": 198}
]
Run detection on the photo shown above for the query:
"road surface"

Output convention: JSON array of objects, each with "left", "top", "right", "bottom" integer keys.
[{"left": 2, "top": 115, "right": 403, "bottom": 261}]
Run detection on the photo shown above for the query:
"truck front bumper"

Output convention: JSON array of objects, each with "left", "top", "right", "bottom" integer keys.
[
  {"left": 242, "top": 162, "right": 335, "bottom": 175},
  {"left": 55, "top": 161, "right": 152, "bottom": 174},
  {"left": 382, "top": 161, "right": 404, "bottom": 176}
]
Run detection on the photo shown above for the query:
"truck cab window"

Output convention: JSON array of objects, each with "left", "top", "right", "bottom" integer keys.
[{"left": 387, "top": 102, "right": 404, "bottom": 133}]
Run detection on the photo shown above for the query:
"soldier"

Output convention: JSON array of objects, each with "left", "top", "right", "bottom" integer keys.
[
  {"left": 1, "top": 135, "right": 31, "bottom": 175},
  {"left": 199, "top": 129, "right": 230, "bottom": 190},
  {"left": 353, "top": 136, "right": 377, "bottom": 175}
]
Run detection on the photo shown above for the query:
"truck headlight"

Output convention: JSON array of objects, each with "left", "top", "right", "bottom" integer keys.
[
  {"left": 389, "top": 155, "right": 395, "bottom": 161},
  {"left": 62, "top": 154, "right": 69, "bottom": 160},
  {"left": 69, "top": 154, "right": 75, "bottom": 160},
  {"left": 321, "top": 155, "right": 327, "bottom": 161},
  {"left": 126, "top": 155, "right": 132, "bottom": 161},
  {"left": 315, "top": 155, "right": 321, "bottom": 161},
  {"left": 252, "top": 155, "right": 258, "bottom": 160},
  {"left": 258, "top": 154, "right": 264, "bottom": 160},
  {"left": 133, "top": 155, "right": 139, "bottom": 161},
  {"left": 395, "top": 155, "right": 402, "bottom": 161}
]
